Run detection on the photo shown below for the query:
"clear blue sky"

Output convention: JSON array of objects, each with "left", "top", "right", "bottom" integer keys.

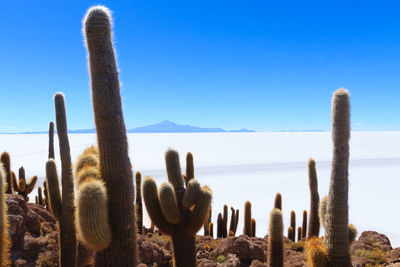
[{"left": 1, "top": 1, "right": 399, "bottom": 132}]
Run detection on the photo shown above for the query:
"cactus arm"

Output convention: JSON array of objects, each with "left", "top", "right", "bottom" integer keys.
[
  {"left": 142, "top": 177, "right": 174, "bottom": 235},
  {"left": 159, "top": 183, "right": 181, "bottom": 224},
  {"left": 319, "top": 196, "right": 328, "bottom": 229},
  {"left": 11, "top": 172, "right": 18, "bottom": 193},
  {"left": 185, "top": 187, "right": 212, "bottom": 235},
  {"left": 48, "top": 121, "right": 55, "bottom": 159},
  {"left": 165, "top": 149, "right": 185, "bottom": 199},
  {"left": 18, "top": 179, "right": 26, "bottom": 193},
  {"left": 75, "top": 179, "right": 111, "bottom": 251},
  {"left": 274, "top": 192, "right": 282, "bottom": 210},
  {"left": 182, "top": 179, "right": 200, "bottom": 209},
  {"left": 185, "top": 152, "right": 194, "bottom": 184},
  {"left": 25, "top": 176, "right": 38, "bottom": 194},
  {"left": 46, "top": 160, "right": 62, "bottom": 221},
  {"left": 0, "top": 164, "right": 11, "bottom": 266}
]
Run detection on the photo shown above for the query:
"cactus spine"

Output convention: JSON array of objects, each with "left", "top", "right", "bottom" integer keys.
[
  {"left": 244, "top": 201, "right": 252, "bottom": 236},
  {"left": 302, "top": 210, "right": 307, "bottom": 240},
  {"left": 324, "top": 88, "right": 351, "bottom": 267},
  {"left": 48, "top": 121, "right": 55, "bottom": 159},
  {"left": 0, "top": 153, "right": 12, "bottom": 194},
  {"left": 83, "top": 6, "right": 137, "bottom": 266},
  {"left": 308, "top": 158, "right": 320, "bottom": 238},
  {"left": 0, "top": 164, "right": 10, "bottom": 266},
  {"left": 306, "top": 237, "right": 328, "bottom": 267},
  {"left": 143, "top": 149, "right": 212, "bottom": 267},
  {"left": 45, "top": 93, "right": 77, "bottom": 267},
  {"left": 136, "top": 172, "right": 143, "bottom": 235},
  {"left": 12, "top": 167, "right": 37, "bottom": 201},
  {"left": 274, "top": 192, "right": 282, "bottom": 211},
  {"left": 268, "top": 208, "right": 283, "bottom": 267}
]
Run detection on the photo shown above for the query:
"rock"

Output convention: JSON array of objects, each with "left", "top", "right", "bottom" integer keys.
[
  {"left": 390, "top": 247, "right": 400, "bottom": 264},
  {"left": 137, "top": 235, "right": 171, "bottom": 266},
  {"left": 351, "top": 256, "right": 376, "bottom": 267},
  {"left": 210, "top": 235, "right": 265, "bottom": 264},
  {"left": 283, "top": 249, "right": 307, "bottom": 267},
  {"left": 198, "top": 253, "right": 240, "bottom": 267},
  {"left": 250, "top": 259, "right": 267, "bottom": 266},
  {"left": 14, "top": 259, "right": 28, "bottom": 267},
  {"left": 356, "top": 231, "right": 392, "bottom": 252}
]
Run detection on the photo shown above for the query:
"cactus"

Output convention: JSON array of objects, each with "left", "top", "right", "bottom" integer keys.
[
  {"left": 244, "top": 201, "right": 252, "bottom": 236},
  {"left": 348, "top": 224, "right": 357, "bottom": 245},
  {"left": 319, "top": 196, "right": 328, "bottom": 229},
  {"left": 143, "top": 149, "right": 212, "bottom": 267},
  {"left": 234, "top": 209, "right": 239, "bottom": 234},
  {"left": 324, "top": 88, "right": 351, "bottom": 267},
  {"left": 297, "top": 227, "right": 302, "bottom": 242},
  {"left": 268, "top": 208, "right": 283, "bottom": 267},
  {"left": 288, "top": 226, "right": 295, "bottom": 242},
  {"left": 83, "top": 6, "right": 138, "bottom": 266},
  {"left": 228, "top": 207, "right": 236, "bottom": 236},
  {"left": 302, "top": 210, "right": 307, "bottom": 239},
  {"left": 204, "top": 207, "right": 211, "bottom": 236},
  {"left": 251, "top": 218, "right": 256, "bottom": 237},
  {"left": 12, "top": 167, "right": 37, "bottom": 201},
  {"left": 136, "top": 172, "right": 143, "bottom": 235},
  {"left": 37, "top": 187, "right": 43, "bottom": 206},
  {"left": 274, "top": 192, "right": 282, "bottom": 211},
  {"left": 0, "top": 164, "right": 11, "bottom": 266},
  {"left": 306, "top": 237, "right": 328, "bottom": 267},
  {"left": 185, "top": 152, "right": 194, "bottom": 185},
  {"left": 217, "top": 213, "right": 223, "bottom": 238},
  {"left": 290, "top": 210, "right": 296, "bottom": 240},
  {"left": 222, "top": 204, "right": 228, "bottom": 238},
  {"left": 45, "top": 93, "right": 77, "bottom": 267},
  {"left": 48, "top": 121, "right": 55, "bottom": 159},
  {"left": 43, "top": 181, "right": 50, "bottom": 210},
  {"left": 0, "top": 152, "right": 12, "bottom": 194},
  {"left": 209, "top": 222, "right": 214, "bottom": 238},
  {"left": 308, "top": 158, "right": 320, "bottom": 238},
  {"left": 74, "top": 146, "right": 111, "bottom": 251}
]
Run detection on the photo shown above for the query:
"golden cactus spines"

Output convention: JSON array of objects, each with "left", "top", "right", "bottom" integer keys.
[
  {"left": 306, "top": 237, "right": 328, "bottom": 267},
  {"left": 268, "top": 208, "right": 283, "bottom": 267},
  {"left": 0, "top": 164, "right": 11, "bottom": 266}
]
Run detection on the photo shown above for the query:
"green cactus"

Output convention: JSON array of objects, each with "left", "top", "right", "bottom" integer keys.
[
  {"left": 45, "top": 93, "right": 77, "bottom": 267},
  {"left": 319, "top": 196, "right": 328, "bottom": 229},
  {"left": 290, "top": 210, "right": 296, "bottom": 241},
  {"left": 324, "top": 88, "right": 352, "bottom": 267},
  {"left": 83, "top": 5, "right": 138, "bottom": 266},
  {"left": 288, "top": 226, "right": 295, "bottom": 242},
  {"left": 308, "top": 158, "right": 320, "bottom": 238},
  {"left": 244, "top": 200, "right": 252, "bottom": 236},
  {"left": 302, "top": 210, "right": 308, "bottom": 239},
  {"left": 274, "top": 192, "right": 282, "bottom": 211},
  {"left": 297, "top": 227, "right": 302, "bottom": 242},
  {"left": 74, "top": 146, "right": 111, "bottom": 251},
  {"left": 143, "top": 149, "right": 212, "bottom": 267},
  {"left": 0, "top": 152, "right": 12, "bottom": 194},
  {"left": 12, "top": 167, "right": 37, "bottom": 201},
  {"left": 48, "top": 121, "right": 55, "bottom": 159},
  {"left": 268, "top": 208, "right": 283, "bottom": 267},
  {"left": 136, "top": 172, "right": 143, "bottom": 235},
  {"left": 0, "top": 164, "right": 11, "bottom": 266},
  {"left": 251, "top": 218, "right": 256, "bottom": 237}
]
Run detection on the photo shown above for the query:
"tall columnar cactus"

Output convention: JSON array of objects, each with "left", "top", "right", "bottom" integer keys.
[
  {"left": 251, "top": 218, "right": 256, "bottom": 237},
  {"left": 0, "top": 152, "right": 12, "bottom": 194},
  {"left": 46, "top": 93, "right": 77, "bottom": 267},
  {"left": 324, "top": 88, "right": 351, "bottom": 267},
  {"left": 83, "top": 6, "right": 137, "bottom": 266},
  {"left": 12, "top": 167, "right": 37, "bottom": 201},
  {"left": 274, "top": 192, "right": 282, "bottom": 211},
  {"left": 302, "top": 210, "right": 308, "bottom": 239},
  {"left": 268, "top": 208, "right": 283, "bottom": 267},
  {"left": 48, "top": 121, "right": 55, "bottom": 159},
  {"left": 0, "top": 164, "right": 10, "bottom": 266},
  {"left": 136, "top": 172, "right": 143, "bottom": 235},
  {"left": 244, "top": 201, "right": 252, "bottom": 236},
  {"left": 234, "top": 209, "right": 239, "bottom": 234},
  {"left": 209, "top": 222, "right": 214, "bottom": 238},
  {"left": 229, "top": 207, "right": 236, "bottom": 235},
  {"left": 319, "top": 196, "right": 328, "bottom": 229},
  {"left": 143, "top": 149, "right": 212, "bottom": 267},
  {"left": 217, "top": 213, "right": 223, "bottom": 238},
  {"left": 37, "top": 187, "right": 43, "bottom": 206},
  {"left": 308, "top": 158, "right": 320, "bottom": 238},
  {"left": 204, "top": 207, "right": 211, "bottom": 236},
  {"left": 74, "top": 146, "right": 111, "bottom": 251},
  {"left": 297, "top": 227, "right": 302, "bottom": 242},
  {"left": 290, "top": 210, "right": 296, "bottom": 240},
  {"left": 222, "top": 204, "right": 228, "bottom": 238}
]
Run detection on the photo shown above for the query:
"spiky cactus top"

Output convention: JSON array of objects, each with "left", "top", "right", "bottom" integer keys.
[
  {"left": 324, "top": 88, "right": 351, "bottom": 267},
  {"left": 12, "top": 167, "right": 37, "bottom": 202},
  {"left": 143, "top": 149, "right": 212, "bottom": 267}
]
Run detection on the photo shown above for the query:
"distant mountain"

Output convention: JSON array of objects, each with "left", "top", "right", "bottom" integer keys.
[
  {"left": 0, "top": 121, "right": 254, "bottom": 134},
  {"left": 127, "top": 121, "right": 255, "bottom": 133}
]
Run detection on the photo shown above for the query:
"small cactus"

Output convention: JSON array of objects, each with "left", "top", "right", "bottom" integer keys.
[
  {"left": 348, "top": 224, "right": 357, "bottom": 245},
  {"left": 204, "top": 207, "right": 211, "bottom": 236},
  {"left": 37, "top": 187, "right": 43, "bottom": 206},
  {"left": 297, "top": 227, "right": 302, "bottom": 242},
  {"left": 136, "top": 172, "right": 143, "bottom": 235},
  {"left": 288, "top": 226, "right": 295, "bottom": 242},
  {"left": 0, "top": 163, "right": 11, "bottom": 266},
  {"left": 306, "top": 237, "right": 328, "bottom": 267},
  {"left": 308, "top": 158, "right": 320, "bottom": 238},
  {"left": 234, "top": 209, "right": 239, "bottom": 234},
  {"left": 209, "top": 222, "right": 214, "bottom": 238},
  {"left": 143, "top": 149, "right": 212, "bottom": 267},
  {"left": 48, "top": 121, "right": 55, "bottom": 159},
  {"left": 274, "top": 192, "right": 282, "bottom": 211},
  {"left": 228, "top": 207, "right": 236, "bottom": 236},
  {"left": 222, "top": 205, "right": 228, "bottom": 238},
  {"left": 217, "top": 213, "right": 224, "bottom": 238},
  {"left": 244, "top": 201, "right": 252, "bottom": 236},
  {"left": 251, "top": 218, "right": 256, "bottom": 237},
  {"left": 268, "top": 208, "right": 283, "bottom": 267},
  {"left": 290, "top": 210, "right": 296, "bottom": 240},
  {"left": 12, "top": 167, "right": 37, "bottom": 201},
  {"left": 302, "top": 210, "right": 308, "bottom": 239}
]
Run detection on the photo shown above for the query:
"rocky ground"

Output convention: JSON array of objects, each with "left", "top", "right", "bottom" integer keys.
[{"left": 6, "top": 194, "right": 400, "bottom": 267}]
